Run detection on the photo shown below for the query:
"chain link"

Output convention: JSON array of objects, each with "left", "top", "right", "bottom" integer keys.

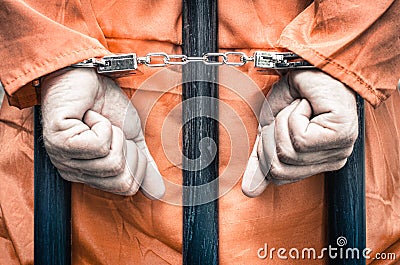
[
  {"left": 167, "top": 54, "right": 189, "bottom": 65},
  {"left": 224, "top": 52, "right": 249, "bottom": 66},
  {"left": 203, "top": 53, "right": 227, "bottom": 65}
]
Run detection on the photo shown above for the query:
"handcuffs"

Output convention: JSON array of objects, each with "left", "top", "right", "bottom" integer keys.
[
  {"left": 31, "top": 51, "right": 314, "bottom": 88},
  {"left": 69, "top": 51, "right": 314, "bottom": 76}
]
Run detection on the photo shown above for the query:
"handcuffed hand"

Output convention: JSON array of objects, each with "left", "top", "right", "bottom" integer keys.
[
  {"left": 242, "top": 70, "right": 358, "bottom": 197},
  {"left": 41, "top": 68, "right": 165, "bottom": 199}
]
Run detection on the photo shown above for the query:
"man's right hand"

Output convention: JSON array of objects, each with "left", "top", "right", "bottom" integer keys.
[
  {"left": 41, "top": 68, "right": 165, "bottom": 199},
  {"left": 242, "top": 70, "right": 358, "bottom": 197}
]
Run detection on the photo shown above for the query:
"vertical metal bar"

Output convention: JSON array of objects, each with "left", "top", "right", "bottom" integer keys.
[
  {"left": 326, "top": 95, "right": 366, "bottom": 264},
  {"left": 182, "top": 1, "right": 219, "bottom": 265},
  {"left": 34, "top": 105, "right": 71, "bottom": 265}
]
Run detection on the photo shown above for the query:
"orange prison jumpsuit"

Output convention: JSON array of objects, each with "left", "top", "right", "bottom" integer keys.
[{"left": 0, "top": 0, "right": 399, "bottom": 264}]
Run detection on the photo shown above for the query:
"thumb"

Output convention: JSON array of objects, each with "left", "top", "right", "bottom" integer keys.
[
  {"left": 136, "top": 131, "right": 166, "bottom": 200},
  {"left": 242, "top": 134, "right": 269, "bottom": 197}
]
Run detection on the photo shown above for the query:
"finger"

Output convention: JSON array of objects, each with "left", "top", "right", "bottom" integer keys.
[
  {"left": 58, "top": 170, "right": 84, "bottom": 183},
  {"left": 54, "top": 110, "right": 112, "bottom": 159},
  {"left": 259, "top": 100, "right": 275, "bottom": 127},
  {"left": 70, "top": 145, "right": 145, "bottom": 196},
  {"left": 258, "top": 122, "right": 276, "bottom": 175},
  {"left": 73, "top": 171, "right": 134, "bottom": 195},
  {"left": 58, "top": 167, "right": 143, "bottom": 193},
  {"left": 63, "top": 139, "right": 145, "bottom": 195},
  {"left": 288, "top": 99, "right": 357, "bottom": 152},
  {"left": 61, "top": 126, "right": 126, "bottom": 177},
  {"left": 270, "top": 178, "right": 302, "bottom": 186},
  {"left": 135, "top": 134, "right": 166, "bottom": 200},
  {"left": 81, "top": 140, "right": 148, "bottom": 196},
  {"left": 242, "top": 135, "right": 269, "bottom": 197},
  {"left": 269, "top": 155, "right": 348, "bottom": 181},
  {"left": 123, "top": 140, "right": 148, "bottom": 196},
  {"left": 83, "top": 110, "right": 113, "bottom": 157},
  {"left": 122, "top": 102, "right": 143, "bottom": 141},
  {"left": 60, "top": 167, "right": 140, "bottom": 196},
  {"left": 277, "top": 146, "right": 354, "bottom": 166},
  {"left": 139, "top": 152, "right": 166, "bottom": 200}
]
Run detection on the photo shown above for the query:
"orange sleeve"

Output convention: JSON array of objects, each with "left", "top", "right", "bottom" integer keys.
[
  {"left": 277, "top": 0, "right": 399, "bottom": 107},
  {"left": 0, "top": 0, "right": 111, "bottom": 108}
]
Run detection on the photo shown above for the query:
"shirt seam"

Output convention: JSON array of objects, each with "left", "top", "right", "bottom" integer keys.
[{"left": 309, "top": 48, "right": 387, "bottom": 102}]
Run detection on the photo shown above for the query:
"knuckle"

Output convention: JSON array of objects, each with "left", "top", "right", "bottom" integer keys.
[
  {"left": 340, "top": 147, "right": 354, "bottom": 160},
  {"left": 125, "top": 183, "right": 140, "bottom": 196},
  {"left": 269, "top": 163, "right": 288, "bottom": 180},
  {"left": 60, "top": 175, "right": 75, "bottom": 182},
  {"left": 96, "top": 144, "right": 111, "bottom": 157},
  {"left": 42, "top": 134, "right": 61, "bottom": 152},
  {"left": 276, "top": 144, "right": 297, "bottom": 164},
  {"left": 349, "top": 128, "right": 359, "bottom": 144},
  {"left": 109, "top": 157, "right": 125, "bottom": 175},
  {"left": 337, "top": 159, "right": 348, "bottom": 169},
  {"left": 269, "top": 164, "right": 278, "bottom": 179},
  {"left": 59, "top": 171, "right": 78, "bottom": 182},
  {"left": 50, "top": 160, "right": 65, "bottom": 171},
  {"left": 271, "top": 178, "right": 284, "bottom": 186},
  {"left": 339, "top": 133, "right": 357, "bottom": 147},
  {"left": 338, "top": 124, "right": 358, "bottom": 146},
  {"left": 330, "top": 148, "right": 353, "bottom": 162},
  {"left": 291, "top": 134, "right": 308, "bottom": 152},
  {"left": 117, "top": 174, "right": 135, "bottom": 193},
  {"left": 330, "top": 159, "right": 348, "bottom": 171},
  {"left": 97, "top": 145, "right": 110, "bottom": 157},
  {"left": 70, "top": 136, "right": 111, "bottom": 158}
]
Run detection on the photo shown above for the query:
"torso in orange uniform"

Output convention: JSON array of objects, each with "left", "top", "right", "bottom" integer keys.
[{"left": 0, "top": 1, "right": 399, "bottom": 264}]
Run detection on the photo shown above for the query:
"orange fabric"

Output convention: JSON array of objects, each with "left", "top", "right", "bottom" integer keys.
[
  {"left": 0, "top": 0, "right": 110, "bottom": 108},
  {"left": 1, "top": 0, "right": 398, "bottom": 108},
  {"left": 0, "top": 0, "right": 399, "bottom": 265},
  {"left": 277, "top": 0, "right": 399, "bottom": 107}
]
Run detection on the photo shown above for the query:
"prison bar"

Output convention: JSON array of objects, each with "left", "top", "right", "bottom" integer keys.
[
  {"left": 182, "top": 0, "right": 219, "bottom": 265},
  {"left": 326, "top": 95, "right": 366, "bottom": 265},
  {"left": 34, "top": 106, "right": 71, "bottom": 265}
]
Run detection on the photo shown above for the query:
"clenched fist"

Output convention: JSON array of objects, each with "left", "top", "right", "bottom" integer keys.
[
  {"left": 41, "top": 68, "right": 165, "bottom": 198},
  {"left": 242, "top": 70, "right": 358, "bottom": 197}
]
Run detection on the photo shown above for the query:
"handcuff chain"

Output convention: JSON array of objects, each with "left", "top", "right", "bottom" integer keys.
[{"left": 136, "top": 52, "right": 253, "bottom": 67}]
